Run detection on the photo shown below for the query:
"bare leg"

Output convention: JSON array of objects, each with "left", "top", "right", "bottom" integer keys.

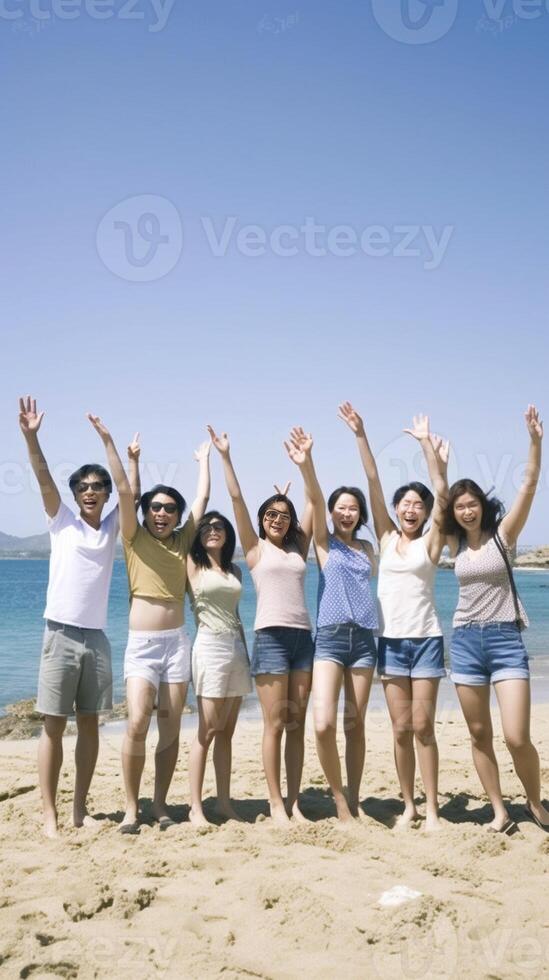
[
  {"left": 383, "top": 677, "right": 419, "bottom": 827},
  {"left": 285, "top": 670, "right": 312, "bottom": 821},
  {"left": 312, "top": 661, "right": 353, "bottom": 822},
  {"left": 73, "top": 711, "right": 99, "bottom": 827},
  {"left": 456, "top": 683, "right": 509, "bottom": 830},
  {"left": 38, "top": 714, "right": 67, "bottom": 838},
  {"left": 343, "top": 668, "right": 374, "bottom": 817},
  {"left": 495, "top": 679, "right": 549, "bottom": 825},
  {"left": 213, "top": 697, "right": 243, "bottom": 820},
  {"left": 255, "top": 674, "right": 291, "bottom": 825},
  {"left": 189, "top": 696, "right": 220, "bottom": 826},
  {"left": 411, "top": 678, "right": 441, "bottom": 831},
  {"left": 153, "top": 681, "right": 187, "bottom": 820},
  {"left": 121, "top": 677, "right": 156, "bottom": 826}
]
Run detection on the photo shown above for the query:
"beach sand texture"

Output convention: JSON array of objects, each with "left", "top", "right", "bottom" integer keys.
[{"left": 1, "top": 708, "right": 548, "bottom": 979}]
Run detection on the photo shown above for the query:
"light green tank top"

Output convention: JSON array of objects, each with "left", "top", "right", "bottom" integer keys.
[{"left": 190, "top": 567, "right": 242, "bottom": 634}]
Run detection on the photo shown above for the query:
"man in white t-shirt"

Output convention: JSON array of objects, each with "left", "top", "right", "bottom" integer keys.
[{"left": 19, "top": 396, "right": 140, "bottom": 838}]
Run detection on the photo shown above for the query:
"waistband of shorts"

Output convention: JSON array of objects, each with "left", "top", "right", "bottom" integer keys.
[
  {"left": 454, "top": 620, "right": 519, "bottom": 631},
  {"left": 196, "top": 625, "right": 241, "bottom": 637},
  {"left": 45, "top": 619, "right": 102, "bottom": 634},
  {"left": 128, "top": 626, "right": 188, "bottom": 640}
]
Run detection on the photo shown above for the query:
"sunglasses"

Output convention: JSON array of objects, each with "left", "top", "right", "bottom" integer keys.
[
  {"left": 149, "top": 502, "right": 178, "bottom": 515},
  {"left": 76, "top": 481, "right": 107, "bottom": 493},
  {"left": 200, "top": 521, "right": 225, "bottom": 535},
  {"left": 264, "top": 509, "right": 291, "bottom": 524}
]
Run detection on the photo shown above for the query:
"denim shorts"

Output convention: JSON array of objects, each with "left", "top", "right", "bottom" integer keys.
[
  {"left": 377, "top": 636, "right": 446, "bottom": 679},
  {"left": 251, "top": 627, "right": 314, "bottom": 676},
  {"left": 314, "top": 623, "right": 377, "bottom": 670},
  {"left": 450, "top": 622, "right": 529, "bottom": 686}
]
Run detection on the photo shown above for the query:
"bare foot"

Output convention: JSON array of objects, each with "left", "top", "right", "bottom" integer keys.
[
  {"left": 189, "top": 806, "right": 211, "bottom": 828},
  {"left": 488, "top": 811, "right": 511, "bottom": 832},
  {"left": 270, "top": 801, "right": 291, "bottom": 826},
  {"left": 334, "top": 793, "right": 355, "bottom": 824},
  {"left": 73, "top": 804, "right": 98, "bottom": 829},
  {"left": 214, "top": 801, "right": 244, "bottom": 822},
  {"left": 424, "top": 811, "right": 443, "bottom": 832},
  {"left": 151, "top": 803, "right": 172, "bottom": 823},
  {"left": 43, "top": 810, "right": 59, "bottom": 839},
  {"left": 288, "top": 801, "right": 310, "bottom": 824},
  {"left": 395, "top": 807, "right": 421, "bottom": 830}
]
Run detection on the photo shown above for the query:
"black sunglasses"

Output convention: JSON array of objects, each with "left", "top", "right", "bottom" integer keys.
[{"left": 149, "top": 502, "right": 178, "bottom": 515}]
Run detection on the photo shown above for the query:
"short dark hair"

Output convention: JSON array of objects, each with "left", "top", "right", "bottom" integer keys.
[
  {"left": 392, "top": 482, "right": 434, "bottom": 534},
  {"left": 327, "top": 486, "right": 368, "bottom": 538},
  {"left": 257, "top": 494, "right": 306, "bottom": 551},
  {"left": 140, "top": 485, "right": 186, "bottom": 526},
  {"left": 69, "top": 464, "right": 112, "bottom": 496},
  {"left": 190, "top": 511, "right": 236, "bottom": 572},
  {"left": 443, "top": 478, "right": 505, "bottom": 541}
]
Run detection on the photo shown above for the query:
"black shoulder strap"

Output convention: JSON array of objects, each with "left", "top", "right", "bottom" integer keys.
[{"left": 493, "top": 528, "right": 522, "bottom": 628}]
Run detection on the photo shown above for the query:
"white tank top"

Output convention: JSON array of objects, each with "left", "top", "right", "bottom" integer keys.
[
  {"left": 251, "top": 538, "right": 311, "bottom": 631},
  {"left": 377, "top": 531, "right": 442, "bottom": 639}
]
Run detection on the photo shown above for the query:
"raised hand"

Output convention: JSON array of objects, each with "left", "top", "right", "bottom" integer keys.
[
  {"left": 194, "top": 439, "right": 212, "bottom": 462},
  {"left": 430, "top": 432, "right": 450, "bottom": 470},
  {"left": 206, "top": 425, "right": 230, "bottom": 456},
  {"left": 337, "top": 401, "right": 365, "bottom": 437},
  {"left": 19, "top": 396, "right": 45, "bottom": 436},
  {"left": 403, "top": 413, "right": 430, "bottom": 442},
  {"left": 274, "top": 481, "right": 291, "bottom": 496},
  {"left": 284, "top": 427, "right": 313, "bottom": 466},
  {"left": 525, "top": 404, "right": 543, "bottom": 443},
  {"left": 87, "top": 413, "right": 111, "bottom": 443},
  {"left": 127, "top": 432, "right": 140, "bottom": 460}
]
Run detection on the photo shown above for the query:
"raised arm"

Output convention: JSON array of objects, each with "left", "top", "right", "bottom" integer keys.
[
  {"left": 127, "top": 432, "right": 141, "bottom": 506},
  {"left": 284, "top": 428, "right": 329, "bottom": 561},
  {"left": 338, "top": 402, "right": 395, "bottom": 542},
  {"left": 403, "top": 414, "right": 449, "bottom": 562},
  {"left": 207, "top": 425, "right": 259, "bottom": 564},
  {"left": 499, "top": 405, "right": 543, "bottom": 547},
  {"left": 87, "top": 414, "right": 137, "bottom": 541},
  {"left": 18, "top": 396, "right": 61, "bottom": 519},
  {"left": 189, "top": 440, "right": 211, "bottom": 524}
]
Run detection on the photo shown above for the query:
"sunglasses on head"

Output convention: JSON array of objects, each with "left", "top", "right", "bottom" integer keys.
[
  {"left": 200, "top": 521, "right": 225, "bottom": 535},
  {"left": 76, "top": 481, "right": 107, "bottom": 493},
  {"left": 149, "top": 502, "right": 178, "bottom": 515}
]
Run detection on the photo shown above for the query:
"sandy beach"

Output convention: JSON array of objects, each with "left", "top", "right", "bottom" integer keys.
[{"left": 1, "top": 707, "right": 548, "bottom": 979}]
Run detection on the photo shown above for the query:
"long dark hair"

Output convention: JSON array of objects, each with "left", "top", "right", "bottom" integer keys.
[
  {"left": 190, "top": 511, "right": 236, "bottom": 572},
  {"left": 443, "top": 479, "right": 505, "bottom": 542},
  {"left": 257, "top": 494, "right": 306, "bottom": 551},
  {"left": 327, "top": 486, "right": 368, "bottom": 539},
  {"left": 140, "top": 484, "right": 186, "bottom": 526},
  {"left": 392, "top": 481, "right": 434, "bottom": 535}
]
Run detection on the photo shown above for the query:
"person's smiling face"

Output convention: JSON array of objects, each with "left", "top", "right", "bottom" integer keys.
[{"left": 145, "top": 493, "right": 179, "bottom": 540}]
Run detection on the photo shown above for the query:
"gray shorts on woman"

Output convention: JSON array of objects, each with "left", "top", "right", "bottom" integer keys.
[{"left": 36, "top": 620, "right": 113, "bottom": 717}]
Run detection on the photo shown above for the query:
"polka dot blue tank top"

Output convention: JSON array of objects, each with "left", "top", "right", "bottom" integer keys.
[{"left": 317, "top": 535, "right": 378, "bottom": 630}]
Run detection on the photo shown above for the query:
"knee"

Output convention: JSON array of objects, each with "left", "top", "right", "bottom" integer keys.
[
  {"left": 43, "top": 716, "right": 67, "bottom": 740},
  {"left": 344, "top": 721, "right": 365, "bottom": 745},
  {"left": 76, "top": 712, "right": 98, "bottom": 734},
  {"left": 264, "top": 717, "right": 286, "bottom": 739},
  {"left": 504, "top": 733, "right": 532, "bottom": 754},
  {"left": 392, "top": 722, "right": 413, "bottom": 747},
  {"left": 413, "top": 718, "right": 435, "bottom": 745},
  {"left": 315, "top": 717, "right": 335, "bottom": 742},
  {"left": 126, "top": 715, "right": 150, "bottom": 741},
  {"left": 468, "top": 721, "right": 492, "bottom": 748},
  {"left": 198, "top": 726, "right": 217, "bottom": 747}
]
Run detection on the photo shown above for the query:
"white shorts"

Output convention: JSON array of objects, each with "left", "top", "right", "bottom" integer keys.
[
  {"left": 124, "top": 627, "right": 191, "bottom": 690},
  {"left": 192, "top": 628, "right": 252, "bottom": 699}
]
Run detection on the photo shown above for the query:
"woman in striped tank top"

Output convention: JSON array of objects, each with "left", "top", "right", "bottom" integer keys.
[
  {"left": 444, "top": 406, "right": 549, "bottom": 835},
  {"left": 287, "top": 427, "right": 378, "bottom": 823}
]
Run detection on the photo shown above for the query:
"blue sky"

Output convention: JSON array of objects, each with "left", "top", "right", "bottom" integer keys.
[{"left": 3, "top": 0, "right": 548, "bottom": 541}]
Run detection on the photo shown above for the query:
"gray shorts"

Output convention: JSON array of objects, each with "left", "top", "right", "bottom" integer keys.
[{"left": 37, "top": 620, "right": 113, "bottom": 717}]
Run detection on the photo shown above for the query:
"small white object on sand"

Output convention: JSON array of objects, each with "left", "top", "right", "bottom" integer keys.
[{"left": 378, "top": 885, "right": 422, "bottom": 908}]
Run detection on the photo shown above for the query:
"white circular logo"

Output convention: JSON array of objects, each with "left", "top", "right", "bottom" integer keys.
[
  {"left": 371, "top": 0, "right": 459, "bottom": 45},
  {"left": 96, "top": 195, "right": 183, "bottom": 282}
]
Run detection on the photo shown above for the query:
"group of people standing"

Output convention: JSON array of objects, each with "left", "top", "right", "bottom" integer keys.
[{"left": 19, "top": 396, "right": 549, "bottom": 839}]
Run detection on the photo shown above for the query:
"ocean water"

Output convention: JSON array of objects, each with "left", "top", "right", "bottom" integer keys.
[{"left": 1, "top": 559, "right": 548, "bottom": 713}]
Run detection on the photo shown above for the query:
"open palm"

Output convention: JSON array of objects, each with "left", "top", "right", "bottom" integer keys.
[
  {"left": 337, "top": 401, "right": 364, "bottom": 436},
  {"left": 525, "top": 404, "right": 543, "bottom": 443},
  {"left": 206, "top": 425, "right": 229, "bottom": 455},
  {"left": 403, "top": 413, "right": 430, "bottom": 442},
  {"left": 19, "top": 396, "right": 44, "bottom": 435},
  {"left": 87, "top": 413, "right": 111, "bottom": 443},
  {"left": 194, "top": 440, "right": 212, "bottom": 462}
]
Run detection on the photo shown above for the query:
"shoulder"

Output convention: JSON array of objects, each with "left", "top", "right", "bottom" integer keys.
[
  {"left": 379, "top": 529, "right": 397, "bottom": 554},
  {"left": 47, "top": 501, "right": 74, "bottom": 533}
]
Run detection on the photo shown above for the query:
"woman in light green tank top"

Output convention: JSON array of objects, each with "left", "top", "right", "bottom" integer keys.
[{"left": 187, "top": 510, "right": 252, "bottom": 826}]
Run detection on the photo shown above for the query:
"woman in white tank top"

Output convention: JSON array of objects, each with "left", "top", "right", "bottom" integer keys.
[
  {"left": 340, "top": 404, "right": 449, "bottom": 831},
  {"left": 208, "top": 426, "right": 314, "bottom": 826}
]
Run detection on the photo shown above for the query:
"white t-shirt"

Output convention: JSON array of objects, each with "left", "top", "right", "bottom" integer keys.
[
  {"left": 377, "top": 531, "right": 442, "bottom": 639},
  {"left": 44, "top": 502, "right": 119, "bottom": 630}
]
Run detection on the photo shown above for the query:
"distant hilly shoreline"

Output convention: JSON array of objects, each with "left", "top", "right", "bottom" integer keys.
[{"left": 1, "top": 530, "right": 548, "bottom": 568}]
